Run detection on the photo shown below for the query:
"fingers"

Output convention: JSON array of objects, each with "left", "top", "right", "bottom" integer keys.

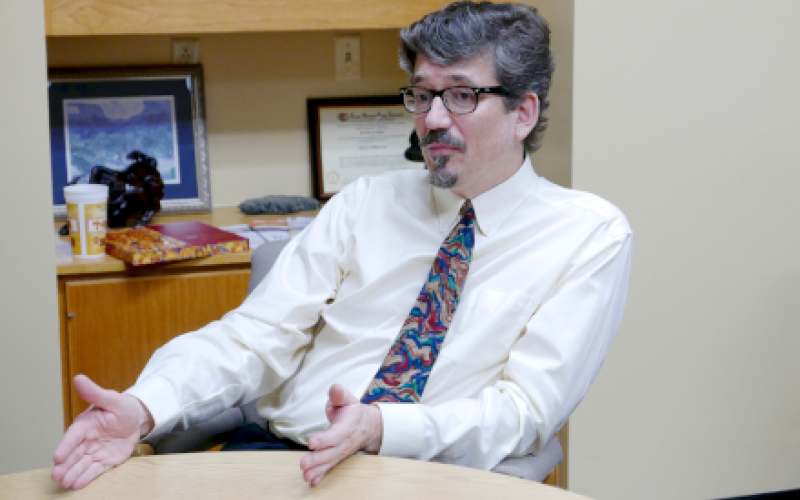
[
  {"left": 73, "top": 374, "right": 118, "bottom": 411},
  {"left": 328, "top": 384, "right": 359, "bottom": 407},
  {"left": 325, "top": 400, "right": 335, "bottom": 422},
  {"left": 308, "top": 420, "right": 352, "bottom": 451},
  {"left": 323, "top": 384, "right": 359, "bottom": 426},
  {"left": 300, "top": 445, "right": 341, "bottom": 472},
  {"left": 52, "top": 441, "right": 86, "bottom": 482},
  {"left": 299, "top": 384, "right": 371, "bottom": 486},
  {"left": 304, "top": 462, "right": 336, "bottom": 486},
  {"left": 300, "top": 445, "right": 352, "bottom": 486},
  {"left": 59, "top": 454, "right": 93, "bottom": 489},
  {"left": 72, "top": 461, "right": 110, "bottom": 490},
  {"left": 53, "top": 427, "right": 83, "bottom": 465}
]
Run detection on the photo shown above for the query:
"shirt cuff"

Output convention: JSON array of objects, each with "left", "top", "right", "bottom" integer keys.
[
  {"left": 374, "top": 403, "right": 424, "bottom": 459},
  {"left": 124, "top": 377, "right": 181, "bottom": 442}
]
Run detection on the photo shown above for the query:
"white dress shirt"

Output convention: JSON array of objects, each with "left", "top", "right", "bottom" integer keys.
[{"left": 127, "top": 157, "right": 632, "bottom": 471}]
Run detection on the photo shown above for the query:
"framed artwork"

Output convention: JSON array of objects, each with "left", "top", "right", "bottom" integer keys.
[
  {"left": 307, "top": 95, "right": 422, "bottom": 200},
  {"left": 48, "top": 65, "right": 211, "bottom": 218}
]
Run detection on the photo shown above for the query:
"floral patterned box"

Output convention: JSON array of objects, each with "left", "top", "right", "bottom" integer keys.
[{"left": 106, "top": 221, "right": 249, "bottom": 266}]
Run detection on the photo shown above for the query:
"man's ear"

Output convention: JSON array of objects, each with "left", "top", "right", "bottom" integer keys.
[{"left": 515, "top": 92, "right": 539, "bottom": 142}]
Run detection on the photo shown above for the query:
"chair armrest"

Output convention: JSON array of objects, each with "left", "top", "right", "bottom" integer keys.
[
  {"left": 132, "top": 443, "right": 155, "bottom": 456},
  {"left": 151, "top": 407, "right": 245, "bottom": 454},
  {"left": 491, "top": 434, "right": 563, "bottom": 482}
]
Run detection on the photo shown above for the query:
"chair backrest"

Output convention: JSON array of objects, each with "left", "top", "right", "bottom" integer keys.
[{"left": 248, "top": 239, "right": 291, "bottom": 295}]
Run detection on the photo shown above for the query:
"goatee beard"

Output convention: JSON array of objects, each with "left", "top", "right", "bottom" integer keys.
[
  {"left": 427, "top": 155, "right": 458, "bottom": 189},
  {"left": 421, "top": 130, "right": 464, "bottom": 189}
]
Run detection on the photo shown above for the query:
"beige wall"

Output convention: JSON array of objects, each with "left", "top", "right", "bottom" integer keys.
[
  {"left": 0, "top": 1, "right": 63, "bottom": 474},
  {"left": 528, "top": 0, "right": 573, "bottom": 189},
  {"left": 570, "top": 1, "right": 800, "bottom": 499},
  {"left": 47, "top": 12, "right": 573, "bottom": 206},
  {"left": 48, "top": 31, "right": 410, "bottom": 206}
]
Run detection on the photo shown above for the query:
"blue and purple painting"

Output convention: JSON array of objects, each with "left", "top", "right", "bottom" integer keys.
[{"left": 63, "top": 96, "right": 181, "bottom": 184}]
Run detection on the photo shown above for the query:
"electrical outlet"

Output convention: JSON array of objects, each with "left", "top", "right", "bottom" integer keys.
[
  {"left": 335, "top": 35, "right": 361, "bottom": 81},
  {"left": 172, "top": 39, "right": 200, "bottom": 64}
]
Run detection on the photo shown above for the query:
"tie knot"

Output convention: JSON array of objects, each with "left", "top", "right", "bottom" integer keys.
[{"left": 459, "top": 200, "right": 475, "bottom": 221}]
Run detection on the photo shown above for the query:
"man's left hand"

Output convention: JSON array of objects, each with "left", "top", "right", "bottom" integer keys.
[{"left": 300, "top": 384, "right": 383, "bottom": 486}]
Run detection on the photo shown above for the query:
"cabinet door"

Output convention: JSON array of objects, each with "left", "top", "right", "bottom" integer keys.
[{"left": 64, "top": 270, "right": 250, "bottom": 422}]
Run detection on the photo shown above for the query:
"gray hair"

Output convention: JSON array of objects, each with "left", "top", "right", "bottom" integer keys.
[{"left": 400, "top": 1, "right": 555, "bottom": 153}]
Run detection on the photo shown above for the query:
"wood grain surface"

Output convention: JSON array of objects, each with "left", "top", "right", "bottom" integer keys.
[
  {"left": 64, "top": 270, "right": 251, "bottom": 420},
  {"left": 0, "top": 452, "right": 590, "bottom": 499},
  {"left": 46, "top": 0, "right": 454, "bottom": 36},
  {"left": 55, "top": 207, "right": 318, "bottom": 276}
]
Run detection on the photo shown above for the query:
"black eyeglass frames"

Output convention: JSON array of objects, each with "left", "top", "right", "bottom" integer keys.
[{"left": 399, "top": 86, "right": 511, "bottom": 115}]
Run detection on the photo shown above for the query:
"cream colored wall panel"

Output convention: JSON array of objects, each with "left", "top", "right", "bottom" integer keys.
[
  {"left": 0, "top": 0, "right": 63, "bottom": 474},
  {"left": 571, "top": 1, "right": 800, "bottom": 499}
]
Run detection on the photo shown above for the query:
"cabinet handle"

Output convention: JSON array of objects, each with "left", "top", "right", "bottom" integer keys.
[{"left": 67, "top": 313, "right": 74, "bottom": 319}]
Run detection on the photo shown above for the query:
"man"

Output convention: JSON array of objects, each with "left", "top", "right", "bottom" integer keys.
[{"left": 53, "top": 1, "right": 631, "bottom": 490}]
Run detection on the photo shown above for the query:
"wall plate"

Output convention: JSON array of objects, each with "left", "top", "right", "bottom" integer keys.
[
  {"left": 335, "top": 35, "right": 361, "bottom": 81},
  {"left": 172, "top": 39, "right": 200, "bottom": 64}
]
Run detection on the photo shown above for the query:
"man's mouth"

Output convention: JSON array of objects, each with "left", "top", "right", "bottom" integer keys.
[
  {"left": 425, "top": 143, "right": 462, "bottom": 155},
  {"left": 420, "top": 130, "right": 465, "bottom": 156}
]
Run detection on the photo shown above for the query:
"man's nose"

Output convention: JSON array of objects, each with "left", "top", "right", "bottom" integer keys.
[{"left": 424, "top": 96, "right": 452, "bottom": 131}]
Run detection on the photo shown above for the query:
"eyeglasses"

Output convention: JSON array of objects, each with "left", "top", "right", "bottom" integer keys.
[{"left": 399, "top": 86, "right": 511, "bottom": 115}]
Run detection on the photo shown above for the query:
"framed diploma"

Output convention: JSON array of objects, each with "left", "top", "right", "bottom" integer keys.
[{"left": 307, "top": 95, "right": 424, "bottom": 200}]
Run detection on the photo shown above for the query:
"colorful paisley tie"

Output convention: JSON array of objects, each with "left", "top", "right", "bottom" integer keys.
[{"left": 362, "top": 200, "right": 476, "bottom": 404}]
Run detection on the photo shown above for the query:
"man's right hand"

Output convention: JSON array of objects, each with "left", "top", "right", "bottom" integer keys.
[{"left": 51, "top": 374, "right": 154, "bottom": 490}]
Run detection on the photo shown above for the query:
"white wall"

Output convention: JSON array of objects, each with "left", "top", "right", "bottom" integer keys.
[
  {"left": 570, "top": 1, "right": 800, "bottom": 498},
  {"left": 0, "top": 1, "right": 63, "bottom": 474}
]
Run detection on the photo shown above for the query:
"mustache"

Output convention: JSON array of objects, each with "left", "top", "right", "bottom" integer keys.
[{"left": 420, "top": 130, "right": 465, "bottom": 151}]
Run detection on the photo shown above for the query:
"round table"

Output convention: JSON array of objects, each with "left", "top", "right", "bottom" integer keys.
[{"left": 1, "top": 452, "right": 591, "bottom": 500}]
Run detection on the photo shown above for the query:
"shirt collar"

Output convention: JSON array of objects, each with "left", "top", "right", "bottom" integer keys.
[{"left": 431, "top": 156, "right": 539, "bottom": 236}]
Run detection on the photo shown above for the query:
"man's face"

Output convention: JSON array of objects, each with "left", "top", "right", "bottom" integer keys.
[{"left": 412, "top": 53, "right": 532, "bottom": 199}]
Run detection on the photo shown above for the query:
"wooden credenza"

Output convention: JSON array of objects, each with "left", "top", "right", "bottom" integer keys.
[{"left": 55, "top": 207, "right": 315, "bottom": 427}]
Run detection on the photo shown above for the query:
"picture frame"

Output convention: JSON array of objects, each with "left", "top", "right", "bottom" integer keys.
[
  {"left": 48, "top": 65, "right": 211, "bottom": 219},
  {"left": 307, "top": 95, "right": 423, "bottom": 200}
]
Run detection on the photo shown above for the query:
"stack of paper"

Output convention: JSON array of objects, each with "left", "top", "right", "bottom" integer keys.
[
  {"left": 287, "top": 216, "right": 314, "bottom": 237},
  {"left": 221, "top": 216, "right": 315, "bottom": 249},
  {"left": 250, "top": 219, "right": 291, "bottom": 242},
  {"left": 222, "top": 219, "right": 291, "bottom": 249}
]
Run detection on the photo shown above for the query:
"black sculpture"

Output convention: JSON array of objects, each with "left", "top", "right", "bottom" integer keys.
[
  {"left": 60, "top": 151, "right": 165, "bottom": 235},
  {"left": 405, "top": 130, "right": 424, "bottom": 163}
]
